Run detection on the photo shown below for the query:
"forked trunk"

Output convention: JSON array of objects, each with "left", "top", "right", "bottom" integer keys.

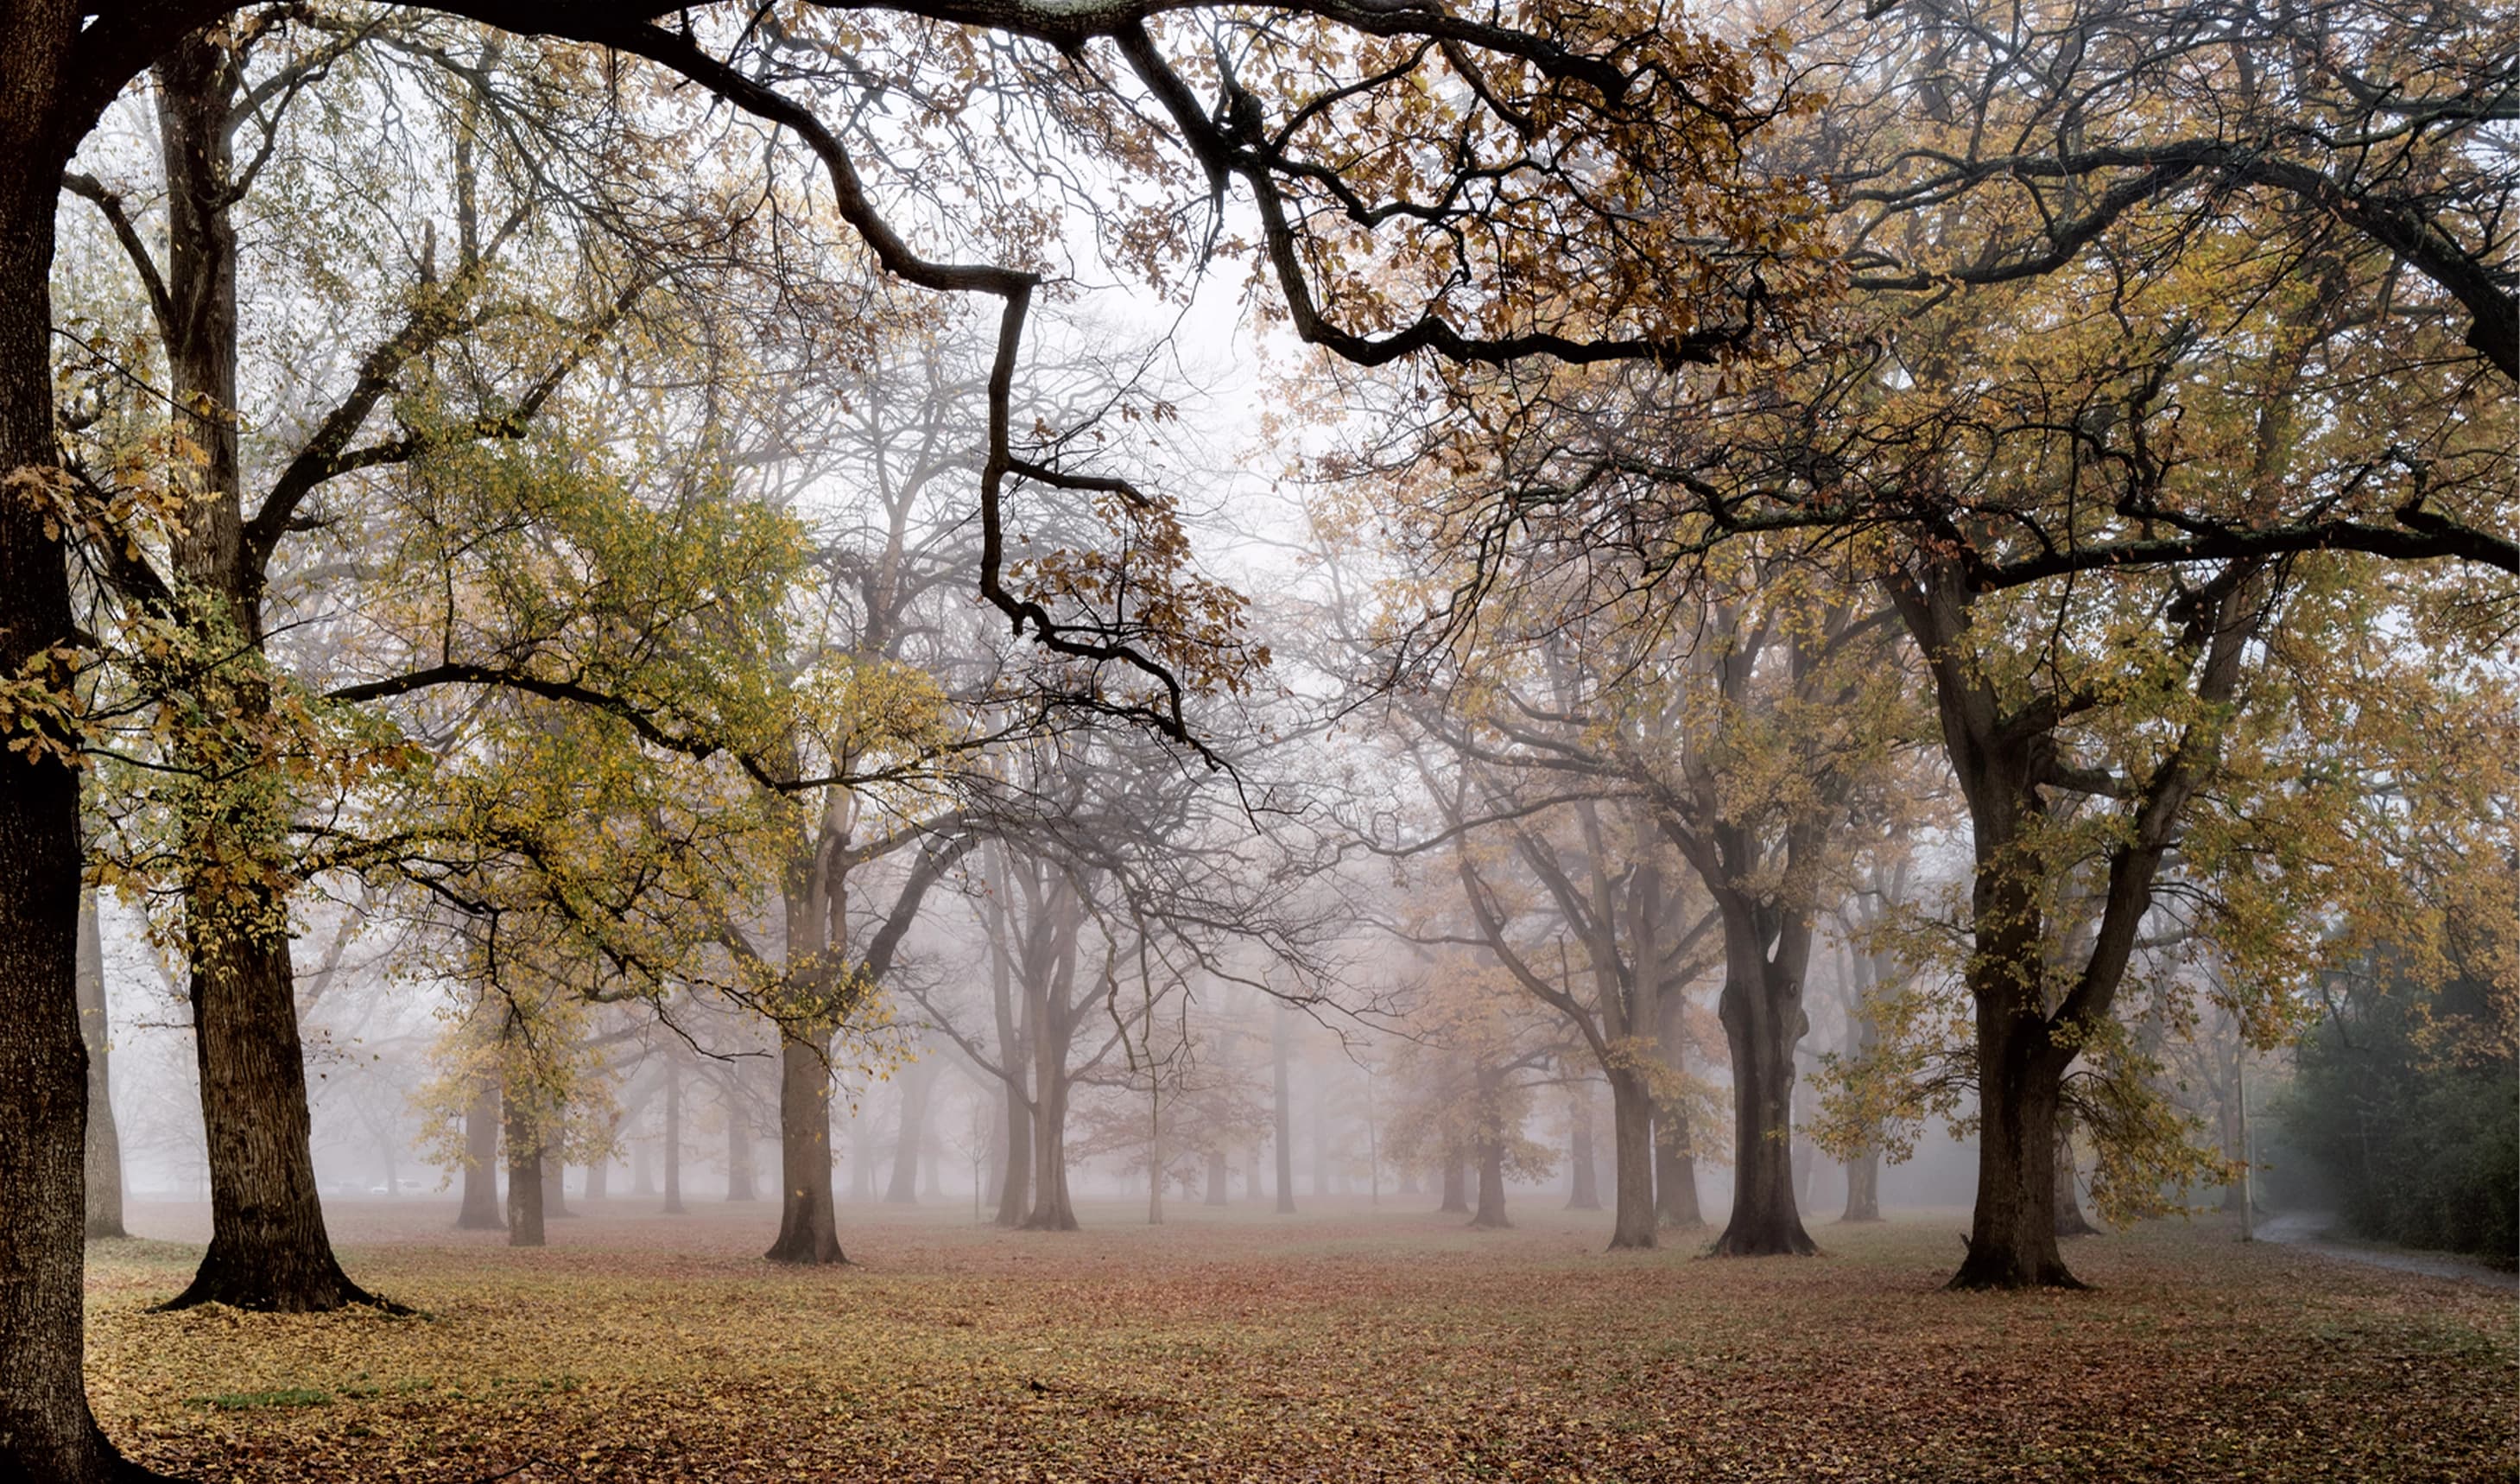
[
  {"left": 765, "top": 1034, "right": 844, "bottom": 1264},
  {"left": 77, "top": 891, "right": 126, "bottom": 1240},
  {"left": 1021, "top": 1069, "right": 1077, "bottom": 1231},
  {"left": 1711, "top": 963, "right": 1817, "bottom": 1259}
]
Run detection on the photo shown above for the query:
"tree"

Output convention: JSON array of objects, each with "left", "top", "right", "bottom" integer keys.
[{"left": 4, "top": 2, "right": 1808, "bottom": 1471}]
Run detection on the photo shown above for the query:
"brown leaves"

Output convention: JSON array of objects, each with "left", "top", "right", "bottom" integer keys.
[{"left": 83, "top": 1203, "right": 2515, "bottom": 1481}]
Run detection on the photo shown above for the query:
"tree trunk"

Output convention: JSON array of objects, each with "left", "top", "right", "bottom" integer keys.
[
  {"left": 1021, "top": 1056, "right": 1077, "bottom": 1230},
  {"left": 1565, "top": 1082, "right": 1601, "bottom": 1212},
  {"left": 726, "top": 1102, "right": 758, "bottom": 1202},
  {"left": 1204, "top": 1146, "right": 1230, "bottom": 1207},
  {"left": 1840, "top": 1146, "right": 1882, "bottom": 1223},
  {"left": 1654, "top": 1107, "right": 1703, "bottom": 1229},
  {"left": 146, "top": 33, "right": 373, "bottom": 1317},
  {"left": 77, "top": 890, "right": 126, "bottom": 1240},
  {"left": 1710, "top": 958, "right": 1817, "bottom": 1258},
  {"left": 1438, "top": 1159, "right": 1469, "bottom": 1214},
  {"left": 1271, "top": 1006, "right": 1295, "bottom": 1214},
  {"left": 995, "top": 1089, "right": 1031, "bottom": 1227},
  {"left": 504, "top": 1086, "right": 546, "bottom": 1249},
  {"left": 884, "top": 1056, "right": 935, "bottom": 1204},
  {"left": 765, "top": 1033, "right": 844, "bottom": 1263},
  {"left": 662, "top": 1070, "right": 687, "bottom": 1215},
  {"left": 584, "top": 1156, "right": 609, "bottom": 1202},
  {"left": 541, "top": 1153, "right": 571, "bottom": 1219},
  {"left": 1605, "top": 1073, "right": 1656, "bottom": 1247},
  {"left": 1951, "top": 999, "right": 2080, "bottom": 1289},
  {"left": 2054, "top": 1121, "right": 2098, "bottom": 1238},
  {"left": 0, "top": 92, "right": 149, "bottom": 1462},
  {"left": 458, "top": 1077, "right": 504, "bottom": 1229},
  {"left": 1469, "top": 1138, "right": 1510, "bottom": 1229}
]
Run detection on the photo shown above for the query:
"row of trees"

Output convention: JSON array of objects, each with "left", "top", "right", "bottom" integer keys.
[{"left": 2, "top": 0, "right": 2511, "bottom": 1480}]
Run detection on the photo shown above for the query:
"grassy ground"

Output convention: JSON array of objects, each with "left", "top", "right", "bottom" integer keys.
[{"left": 85, "top": 1196, "right": 2516, "bottom": 1482}]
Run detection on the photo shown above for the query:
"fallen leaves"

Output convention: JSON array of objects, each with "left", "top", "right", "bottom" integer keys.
[{"left": 83, "top": 1202, "right": 2517, "bottom": 1481}]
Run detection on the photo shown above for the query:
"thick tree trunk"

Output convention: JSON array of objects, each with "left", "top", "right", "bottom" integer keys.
[
  {"left": 1710, "top": 961, "right": 1817, "bottom": 1258},
  {"left": 0, "top": 104, "right": 155, "bottom": 1469},
  {"left": 1654, "top": 1108, "right": 1703, "bottom": 1229},
  {"left": 158, "top": 932, "right": 383, "bottom": 1310},
  {"left": 1605, "top": 1073, "right": 1657, "bottom": 1248},
  {"left": 1271, "top": 1007, "right": 1295, "bottom": 1214},
  {"left": 1438, "top": 1159, "right": 1469, "bottom": 1214},
  {"left": 1952, "top": 1001, "right": 2080, "bottom": 1289},
  {"left": 77, "top": 891, "right": 126, "bottom": 1240},
  {"left": 884, "top": 1056, "right": 934, "bottom": 1204},
  {"left": 765, "top": 1034, "right": 845, "bottom": 1264},
  {"left": 458, "top": 1078, "right": 504, "bottom": 1229},
  {"left": 1840, "top": 1146, "right": 1882, "bottom": 1223},
  {"left": 1021, "top": 1063, "right": 1077, "bottom": 1230},
  {"left": 541, "top": 1154, "right": 571, "bottom": 1219},
  {"left": 994, "top": 1091, "right": 1031, "bottom": 1227},
  {"left": 504, "top": 1088, "right": 546, "bottom": 1249},
  {"left": 1565, "top": 1082, "right": 1601, "bottom": 1212},
  {"left": 1469, "top": 1138, "right": 1510, "bottom": 1229},
  {"left": 584, "top": 1156, "right": 609, "bottom": 1202},
  {"left": 662, "top": 1071, "right": 687, "bottom": 1215},
  {"left": 149, "top": 35, "right": 373, "bottom": 1317},
  {"left": 1204, "top": 1146, "right": 1230, "bottom": 1207}
]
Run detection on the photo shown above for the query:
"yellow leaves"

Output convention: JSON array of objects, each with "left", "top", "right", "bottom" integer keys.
[{"left": 791, "top": 656, "right": 951, "bottom": 764}]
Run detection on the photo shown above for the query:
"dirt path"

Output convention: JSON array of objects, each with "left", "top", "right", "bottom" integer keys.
[{"left": 2254, "top": 1209, "right": 2517, "bottom": 1290}]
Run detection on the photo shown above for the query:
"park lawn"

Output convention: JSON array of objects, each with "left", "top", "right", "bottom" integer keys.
[{"left": 82, "top": 1200, "right": 2516, "bottom": 1482}]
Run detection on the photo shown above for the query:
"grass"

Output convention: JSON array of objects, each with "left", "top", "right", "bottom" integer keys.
[{"left": 84, "top": 1197, "right": 2517, "bottom": 1481}]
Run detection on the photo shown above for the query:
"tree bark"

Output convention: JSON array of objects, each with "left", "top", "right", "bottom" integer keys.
[
  {"left": 1605, "top": 1072, "right": 1657, "bottom": 1247},
  {"left": 995, "top": 1086, "right": 1031, "bottom": 1227},
  {"left": 1469, "top": 1136, "right": 1510, "bottom": 1229},
  {"left": 1204, "top": 1146, "right": 1230, "bottom": 1207},
  {"left": 1565, "top": 1081, "right": 1601, "bottom": 1212},
  {"left": 1840, "top": 1145, "right": 1883, "bottom": 1223},
  {"left": 145, "top": 33, "right": 375, "bottom": 1316},
  {"left": 1709, "top": 909, "right": 1818, "bottom": 1258},
  {"left": 662, "top": 1070, "right": 687, "bottom": 1215},
  {"left": 764, "top": 1033, "right": 844, "bottom": 1263},
  {"left": 1438, "top": 1159, "right": 1469, "bottom": 1214},
  {"left": 0, "top": 72, "right": 159, "bottom": 1459},
  {"left": 503, "top": 1087, "right": 546, "bottom": 1248},
  {"left": 884, "top": 1056, "right": 935, "bottom": 1204},
  {"left": 77, "top": 890, "right": 126, "bottom": 1240},
  {"left": 1653, "top": 1107, "right": 1703, "bottom": 1230}
]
